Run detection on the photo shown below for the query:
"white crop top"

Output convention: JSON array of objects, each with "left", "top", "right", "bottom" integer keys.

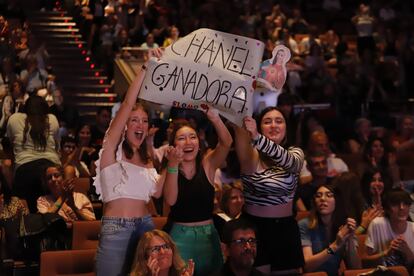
[{"left": 93, "top": 139, "right": 159, "bottom": 203}]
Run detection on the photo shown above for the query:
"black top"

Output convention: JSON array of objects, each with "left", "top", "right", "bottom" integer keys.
[{"left": 169, "top": 167, "right": 214, "bottom": 223}]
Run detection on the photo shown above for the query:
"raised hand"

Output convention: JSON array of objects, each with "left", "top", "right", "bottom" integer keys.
[
  {"left": 148, "top": 47, "right": 163, "bottom": 60},
  {"left": 243, "top": 116, "right": 259, "bottom": 141},
  {"left": 166, "top": 146, "right": 184, "bottom": 167},
  {"left": 336, "top": 218, "right": 357, "bottom": 247},
  {"left": 360, "top": 206, "right": 383, "bottom": 229},
  {"left": 181, "top": 259, "right": 194, "bottom": 276},
  {"left": 147, "top": 254, "right": 160, "bottom": 276},
  {"left": 204, "top": 105, "right": 221, "bottom": 123}
]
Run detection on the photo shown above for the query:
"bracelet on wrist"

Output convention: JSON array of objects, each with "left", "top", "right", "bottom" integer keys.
[
  {"left": 55, "top": 202, "right": 62, "bottom": 209},
  {"left": 167, "top": 167, "right": 178, "bottom": 174},
  {"left": 141, "top": 64, "right": 147, "bottom": 70}
]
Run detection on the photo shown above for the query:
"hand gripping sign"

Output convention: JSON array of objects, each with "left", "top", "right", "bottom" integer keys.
[{"left": 138, "top": 28, "right": 265, "bottom": 126}]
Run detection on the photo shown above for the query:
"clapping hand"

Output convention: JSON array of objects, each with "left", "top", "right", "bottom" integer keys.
[
  {"left": 166, "top": 146, "right": 184, "bottom": 168},
  {"left": 336, "top": 218, "right": 357, "bottom": 247},
  {"left": 360, "top": 206, "right": 383, "bottom": 229},
  {"left": 147, "top": 254, "right": 160, "bottom": 276}
]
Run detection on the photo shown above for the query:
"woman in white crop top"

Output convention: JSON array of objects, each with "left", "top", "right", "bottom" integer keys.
[{"left": 94, "top": 48, "right": 166, "bottom": 276}]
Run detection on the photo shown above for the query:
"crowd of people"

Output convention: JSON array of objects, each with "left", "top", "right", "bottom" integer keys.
[{"left": 0, "top": 0, "right": 414, "bottom": 275}]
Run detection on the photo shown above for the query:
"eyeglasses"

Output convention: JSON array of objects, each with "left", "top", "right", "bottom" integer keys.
[
  {"left": 314, "top": 191, "right": 334, "bottom": 199},
  {"left": 231, "top": 238, "right": 257, "bottom": 247},
  {"left": 46, "top": 172, "right": 62, "bottom": 181},
  {"left": 148, "top": 243, "right": 171, "bottom": 254}
]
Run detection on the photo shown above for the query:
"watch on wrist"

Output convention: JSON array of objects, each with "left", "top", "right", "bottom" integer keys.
[{"left": 327, "top": 246, "right": 335, "bottom": 255}]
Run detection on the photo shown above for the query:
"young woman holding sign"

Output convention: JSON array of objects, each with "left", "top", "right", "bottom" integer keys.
[
  {"left": 93, "top": 48, "right": 166, "bottom": 276},
  {"left": 163, "top": 108, "right": 232, "bottom": 275},
  {"left": 234, "top": 106, "right": 305, "bottom": 274}
]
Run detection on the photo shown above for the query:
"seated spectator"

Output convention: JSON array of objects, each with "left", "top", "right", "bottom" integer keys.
[
  {"left": 37, "top": 165, "right": 95, "bottom": 223},
  {"left": 365, "top": 189, "right": 414, "bottom": 270},
  {"left": 49, "top": 87, "right": 80, "bottom": 135},
  {"left": 213, "top": 182, "right": 244, "bottom": 239},
  {"left": 6, "top": 95, "right": 61, "bottom": 213},
  {"left": 287, "top": 8, "right": 309, "bottom": 35},
  {"left": 361, "top": 168, "right": 390, "bottom": 211},
  {"left": 130, "top": 229, "right": 194, "bottom": 276},
  {"left": 211, "top": 218, "right": 264, "bottom": 276},
  {"left": 297, "top": 151, "right": 330, "bottom": 210},
  {"left": 390, "top": 115, "right": 414, "bottom": 152},
  {"left": 163, "top": 25, "right": 179, "bottom": 47},
  {"left": 141, "top": 33, "right": 159, "bottom": 50},
  {"left": 19, "top": 54, "right": 48, "bottom": 94},
  {"left": 75, "top": 123, "right": 97, "bottom": 173},
  {"left": 60, "top": 134, "right": 91, "bottom": 178},
  {"left": 0, "top": 172, "right": 29, "bottom": 259},
  {"left": 90, "top": 106, "right": 111, "bottom": 147},
  {"left": 356, "top": 136, "right": 401, "bottom": 187},
  {"left": 331, "top": 172, "right": 382, "bottom": 235},
  {"left": 299, "top": 185, "right": 361, "bottom": 275},
  {"left": 346, "top": 118, "right": 372, "bottom": 154},
  {"left": 300, "top": 130, "right": 349, "bottom": 184}
]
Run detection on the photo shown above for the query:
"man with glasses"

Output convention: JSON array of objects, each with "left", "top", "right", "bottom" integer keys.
[{"left": 211, "top": 219, "right": 264, "bottom": 275}]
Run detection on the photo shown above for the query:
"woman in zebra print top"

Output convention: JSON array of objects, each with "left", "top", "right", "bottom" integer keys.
[{"left": 234, "top": 106, "right": 305, "bottom": 274}]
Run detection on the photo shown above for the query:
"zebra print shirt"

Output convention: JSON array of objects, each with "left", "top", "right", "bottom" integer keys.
[{"left": 241, "top": 134, "right": 304, "bottom": 206}]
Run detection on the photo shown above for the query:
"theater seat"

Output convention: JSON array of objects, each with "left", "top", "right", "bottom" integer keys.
[
  {"left": 74, "top": 178, "right": 90, "bottom": 195},
  {"left": 343, "top": 266, "right": 409, "bottom": 276},
  {"left": 303, "top": 272, "right": 328, "bottom": 276},
  {"left": 40, "top": 249, "right": 96, "bottom": 276},
  {"left": 72, "top": 221, "right": 101, "bottom": 250}
]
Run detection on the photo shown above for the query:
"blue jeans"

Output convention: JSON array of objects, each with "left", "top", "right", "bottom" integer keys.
[{"left": 95, "top": 215, "right": 154, "bottom": 276}]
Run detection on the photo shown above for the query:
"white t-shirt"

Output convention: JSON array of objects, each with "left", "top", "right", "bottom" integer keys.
[
  {"left": 366, "top": 217, "right": 414, "bottom": 266},
  {"left": 300, "top": 154, "right": 349, "bottom": 178}
]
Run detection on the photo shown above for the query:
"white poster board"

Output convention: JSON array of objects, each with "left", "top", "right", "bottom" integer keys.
[{"left": 138, "top": 28, "right": 265, "bottom": 125}]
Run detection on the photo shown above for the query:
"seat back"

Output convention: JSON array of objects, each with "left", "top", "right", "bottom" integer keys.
[
  {"left": 303, "top": 272, "right": 328, "bottom": 276},
  {"left": 343, "top": 266, "right": 409, "bottom": 276},
  {"left": 40, "top": 249, "right": 96, "bottom": 276},
  {"left": 74, "top": 178, "right": 90, "bottom": 195},
  {"left": 72, "top": 220, "right": 101, "bottom": 250}
]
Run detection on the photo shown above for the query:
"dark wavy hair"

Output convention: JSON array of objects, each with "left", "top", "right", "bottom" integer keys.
[
  {"left": 122, "top": 103, "right": 150, "bottom": 164},
  {"left": 360, "top": 167, "right": 389, "bottom": 206},
  {"left": 23, "top": 95, "right": 50, "bottom": 150}
]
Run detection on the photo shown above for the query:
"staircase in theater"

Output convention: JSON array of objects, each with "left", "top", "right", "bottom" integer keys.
[{"left": 27, "top": 10, "right": 116, "bottom": 122}]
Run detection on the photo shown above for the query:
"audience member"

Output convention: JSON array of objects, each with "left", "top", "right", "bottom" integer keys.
[
  {"left": 6, "top": 95, "right": 60, "bottom": 213},
  {"left": 0, "top": 171, "right": 29, "bottom": 259},
  {"left": 361, "top": 168, "right": 390, "bottom": 211},
  {"left": 19, "top": 54, "right": 48, "bottom": 94},
  {"left": 93, "top": 48, "right": 164, "bottom": 276},
  {"left": 300, "top": 130, "right": 348, "bottom": 184},
  {"left": 299, "top": 184, "right": 361, "bottom": 275},
  {"left": 213, "top": 182, "right": 244, "bottom": 239},
  {"left": 90, "top": 106, "right": 111, "bottom": 147},
  {"left": 365, "top": 189, "right": 414, "bottom": 270},
  {"left": 390, "top": 115, "right": 414, "bottom": 152},
  {"left": 49, "top": 87, "right": 80, "bottom": 135},
  {"left": 60, "top": 134, "right": 91, "bottom": 178},
  {"left": 347, "top": 118, "right": 372, "bottom": 154},
  {"left": 130, "top": 229, "right": 194, "bottom": 276},
  {"left": 234, "top": 107, "right": 304, "bottom": 274},
  {"left": 211, "top": 218, "right": 264, "bottom": 276},
  {"left": 163, "top": 106, "right": 232, "bottom": 275},
  {"left": 37, "top": 165, "right": 95, "bottom": 223}
]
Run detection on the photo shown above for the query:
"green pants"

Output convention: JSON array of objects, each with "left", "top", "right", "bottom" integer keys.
[{"left": 170, "top": 223, "right": 223, "bottom": 275}]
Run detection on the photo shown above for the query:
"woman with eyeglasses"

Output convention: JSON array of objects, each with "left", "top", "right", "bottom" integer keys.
[
  {"left": 130, "top": 229, "right": 194, "bottom": 276},
  {"left": 298, "top": 185, "right": 361, "bottom": 275},
  {"left": 37, "top": 165, "right": 95, "bottom": 223}
]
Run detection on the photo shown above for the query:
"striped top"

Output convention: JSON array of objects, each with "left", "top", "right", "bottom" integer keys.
[{"left": 241, "top": 134, "right": 304, "bottom": 206}]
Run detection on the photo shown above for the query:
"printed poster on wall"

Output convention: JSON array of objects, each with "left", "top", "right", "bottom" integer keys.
[{"left": 138, "top": 28, "right": 265, "bottom": 125}]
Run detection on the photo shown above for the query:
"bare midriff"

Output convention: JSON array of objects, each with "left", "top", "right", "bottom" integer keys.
[
  {"left": 103, "top": 198, "right": 150, "bottom": 218},
  {"left": 244, "top": 201, "right": 293, "bottom": 218},
  {"left": 174, "top": 219, "right": 213, "bottom": 226}
]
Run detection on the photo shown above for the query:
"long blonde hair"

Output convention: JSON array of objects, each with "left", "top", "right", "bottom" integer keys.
[{"left": 130, "top": 229, "right": 187, "bottom": 276}]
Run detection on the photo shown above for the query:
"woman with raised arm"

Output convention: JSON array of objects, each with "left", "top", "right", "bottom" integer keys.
[
  {"left": 94, "top": 48, "right": 165, "bottom": 276},
  {"left": 163, "top": 108, "right": 232, "bottom": 275},
  {"left": 234, "top": 106, "right": 305, "bottom": 274}
]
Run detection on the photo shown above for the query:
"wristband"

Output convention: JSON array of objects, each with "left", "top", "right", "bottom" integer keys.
[
  {"left": 327, "top": 246, "right": 335, "bottom": 255},
  {"left": 167, "top": 167, "right": 178, "bottom": 174},
  {"left": 356, "top": 225, "right": 366, "bottom": 234},
  {"left": 55, "top": 202, "right": 62, "bottom": 209}
]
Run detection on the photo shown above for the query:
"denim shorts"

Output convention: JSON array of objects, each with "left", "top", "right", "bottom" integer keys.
[
  {"left": 95, "top": 215, "right": 154, "bottom": 276},
  {"left": 170, "top": 223, "right": 223, "bottom": 276}
]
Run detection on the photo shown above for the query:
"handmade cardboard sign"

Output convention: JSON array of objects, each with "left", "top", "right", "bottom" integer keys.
[{"left": 138, "top": 28, "right": 265, "bottom": 125}]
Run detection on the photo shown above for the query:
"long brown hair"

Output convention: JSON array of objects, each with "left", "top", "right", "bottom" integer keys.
[
  {"left": 130, "top": 230, "right": 187, "bottom": 276},
  {"left": 122, "top": 103, "right": 150, "bottom": 164},
  {"left": 23, "top": 95, "right": 50, "bottom": 150}
]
